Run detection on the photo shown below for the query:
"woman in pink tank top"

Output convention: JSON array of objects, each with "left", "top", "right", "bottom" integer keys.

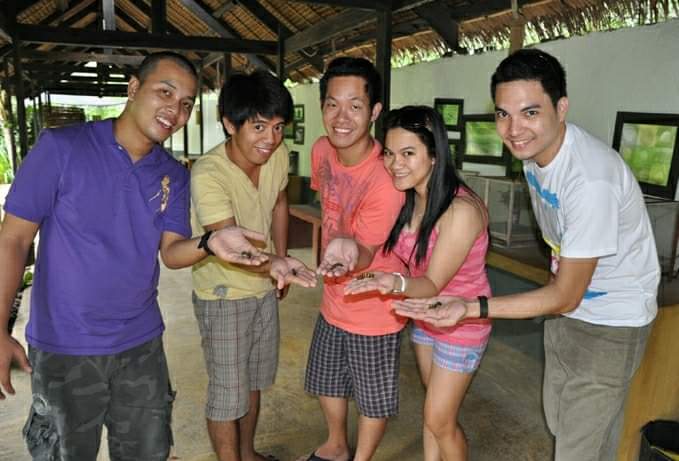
[{"left": 345, "top": 106, "right": 491, "bottom": 460}]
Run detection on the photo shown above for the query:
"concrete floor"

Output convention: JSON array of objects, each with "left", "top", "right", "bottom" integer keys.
[{"left": 0, "top": 248, "right": 553, "bottom": 461}]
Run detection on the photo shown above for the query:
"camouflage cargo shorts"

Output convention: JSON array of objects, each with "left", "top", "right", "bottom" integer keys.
[{"left": 23, "top": 336, "right": 175, "bottom": 461}]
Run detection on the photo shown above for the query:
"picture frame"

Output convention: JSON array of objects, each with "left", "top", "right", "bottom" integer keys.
[
  {"left": 461, "top": 113, "right": 514, "bottom": 176},
  {"left": 448, "top": 139, "right": 463, "bottom": 168},
  {"left": 293, "top": 104, "right": 305, "bottom": 123},
  {"left": 284, "top": 122, "right": 294, "bottom": 139},
  {"left": 294, "top": 124, "right": 305, "bottom": 145},
  {"left": 434, "top": 98, "right": 464, "bottom": 131},
  {"left": 612, "top": 111, "right": 679, "bottom": 199}
]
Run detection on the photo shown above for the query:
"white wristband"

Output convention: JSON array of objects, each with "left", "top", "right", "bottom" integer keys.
[{"left": 391, "top": 272, "right": 407, "bottom": 294}]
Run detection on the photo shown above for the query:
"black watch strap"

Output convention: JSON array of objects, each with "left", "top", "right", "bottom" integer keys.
[
  {"left": 478, "top": 295, "right": 489, "bottom": 319},
  {"left": 198, "top": 230, "right": 215, "bottom": 256}
]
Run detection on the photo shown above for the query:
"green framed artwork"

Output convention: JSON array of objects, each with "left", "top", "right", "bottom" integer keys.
[
  {"left": 448, "top": 139, "right": 463, "bottom": 168},
  {"left": 294, "top": 124, "right": 305, "bottom": 145},
  {"left": 612, "top": 111, "right": 679, "bottom": 199},
  {"left": 434, "top": 98, "right": 464, "bottom": 130},
  {"left": 284, "top": 122, "right": 294, "bottom": 139},
  {"left": 294, "top": 104, "right": 305, "bottom": 123}
]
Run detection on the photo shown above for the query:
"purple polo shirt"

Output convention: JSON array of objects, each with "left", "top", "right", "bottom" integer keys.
[{"left": 4, "top": 119, "right": 191, "bottom": 355}]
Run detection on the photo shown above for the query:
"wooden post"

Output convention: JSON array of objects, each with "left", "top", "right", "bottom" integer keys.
[
  {"left": 375, "top": 8, "right": 392, "bottom": 142},
  {"left": 12, "top": 38, "right": 28, "bottom": 160}
]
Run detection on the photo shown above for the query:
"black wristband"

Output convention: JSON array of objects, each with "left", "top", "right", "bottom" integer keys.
[
  {"left": 198, "top": 230, "right": 215, "bottom": 256},
  {"left": 478, "top": 295, "right": 489, "bottom": 319}
]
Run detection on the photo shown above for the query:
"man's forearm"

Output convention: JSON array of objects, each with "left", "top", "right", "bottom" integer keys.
[
  {"left": 272, "top": 193, "right": 288, "bottom": 258},
  {"left": 464, "top": 283, "right": 579, "bottom": 320},
  {"left": 161, "top": 237, "right": 208, "bottom": 269},
  {"left": 0, "top": 241, "right": 31, "bottom": 338}
]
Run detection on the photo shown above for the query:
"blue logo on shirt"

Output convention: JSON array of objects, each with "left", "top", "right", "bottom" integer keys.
[
  {"left": 526, "top": 172, "right": 560, "bottom": 209},
  {"left": 583, "top": 289, "right": 608, "bottom": 300}
]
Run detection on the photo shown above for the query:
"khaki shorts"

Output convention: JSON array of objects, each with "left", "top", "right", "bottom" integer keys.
[
  {"left": 193, "top": 290, "right": 279, "bottom": 421},
  {"left": 543, "top": 316, "right": 651, "bottom": 461}
]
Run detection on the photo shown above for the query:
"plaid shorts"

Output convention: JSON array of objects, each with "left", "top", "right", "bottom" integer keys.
[
  {"left": 304, "top": 314, "right": 402, "bottom": 418},
  {"left": 411, "top": 326, "right": 487, "bottom": 373},
  {"left": 193, "top": 291, "right": 279, "bottom": 421}
]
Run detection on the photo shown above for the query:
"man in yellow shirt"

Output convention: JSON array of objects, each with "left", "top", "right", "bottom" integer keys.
[{"left": 190, "top": 70, "right": 316, "bottom": 461}]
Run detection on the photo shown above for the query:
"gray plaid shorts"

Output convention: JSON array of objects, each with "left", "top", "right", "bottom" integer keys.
[
  {"left": 23, "top": 336, "right": 174, "bottom": 461},
  {"left": 193, "top": 290, "right": 279, "bottom": 421},
  {"left": 304, "top": 314, "right": 402, "bottom": 418}
]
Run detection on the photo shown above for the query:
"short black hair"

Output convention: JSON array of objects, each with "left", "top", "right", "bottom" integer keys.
[
  {"left": 136, "top": 52, "right": 198, "bottom": 84},
  {"left": 491, "top": 48, "right": 567, "bottom": 107},
  {"left": 319, "top": 57, "right": 382, "bottom": 108},
  {"left": 218, "top": 70, "right": 293, "bottom": 137}
]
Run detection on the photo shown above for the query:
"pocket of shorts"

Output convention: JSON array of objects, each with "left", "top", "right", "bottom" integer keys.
[{"left": 23, "top": 401, "right": 60, "bottom": 461}]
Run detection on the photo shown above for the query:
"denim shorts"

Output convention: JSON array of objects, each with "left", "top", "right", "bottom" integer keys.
[{"left": 411, "top": 325, "right": 487, "bottom": 373}]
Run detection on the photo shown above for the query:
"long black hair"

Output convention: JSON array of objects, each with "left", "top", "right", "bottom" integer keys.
[{"left": 382, "top": 105, "right": 466, "bottom": 266}]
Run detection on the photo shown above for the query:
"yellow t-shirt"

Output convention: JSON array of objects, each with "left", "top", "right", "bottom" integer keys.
[{"left": 190, "top": 141, "right": 289, "bottom": 300}]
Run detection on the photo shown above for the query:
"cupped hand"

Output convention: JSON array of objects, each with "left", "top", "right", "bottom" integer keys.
[
  {"left": 209, "top": 226, "right": 269, "bottom": 265},
  {"left": 392, "top": 296, "right": 468, "bottom": 327},
  {"left": 344, "top": 271, "right": 394, "bottom": 295},
  {"left": 317, "top": 238, "right": 359, "bottom": 278}
]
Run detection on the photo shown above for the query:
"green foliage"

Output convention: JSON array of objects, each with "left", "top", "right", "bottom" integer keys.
[
  {"left": 0, "top": 151, "right": 13, "bottom": 183},
  {"left": 84, "top": 104, "right": 124, "bottom": 121}
]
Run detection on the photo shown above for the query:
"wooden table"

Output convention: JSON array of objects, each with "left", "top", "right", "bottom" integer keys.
[{"left": 289, "top": 204, "right": 322, "bottom": 266}]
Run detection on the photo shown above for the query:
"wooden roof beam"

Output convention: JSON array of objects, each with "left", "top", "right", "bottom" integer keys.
[
  {"left": 0, "top": 9, "right": 12, "bottom": 43},
  {"left": 15, "top": 24, "right": 278, "bottom": 55},
  {"left": 22, "top": 50, "right": 145, "bottom": 66},
  {"left": 233, "top": 0, "right": 324, "bottom": 72},
  {"left": 285, "top": 8, "right": 375, "bottom": 54},
  {"left": 413, "top": 2, "right": 460, "bottom": 51},
  {"left": 177, "top": 0, "right": 273, "bottom": 71},
  {"left": 288, "top": 0, "right": 392, "bottom": 10}
]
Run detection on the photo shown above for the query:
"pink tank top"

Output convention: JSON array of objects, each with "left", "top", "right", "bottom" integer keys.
[{"left": 393, "top": 189, "right": 492, "bottom": 346}]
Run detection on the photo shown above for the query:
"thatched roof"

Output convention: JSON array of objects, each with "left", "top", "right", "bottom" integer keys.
[{"left": 0, "top": 0, "right": 676, "bottom": 96}]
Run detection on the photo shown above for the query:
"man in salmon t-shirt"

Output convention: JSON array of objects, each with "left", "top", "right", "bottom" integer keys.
[{"left": 302, "top": 57, "right": 405, "bottom": 461}]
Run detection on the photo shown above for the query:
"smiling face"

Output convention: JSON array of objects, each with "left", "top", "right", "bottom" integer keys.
[
  {"left": 224, "top": 115, "right": 286, "bottom": 170},
  {"left": 384, "top": 127, "right": 434, "bottom": 194},
  {"left": 322, "top": 75, "right": 382, "bottom": 158},
  {"left": 494, "top": 79, "right": 568, "bottom": 167},
  {"left": 126, "top": 59, "right": 197, "bottom": 146}
]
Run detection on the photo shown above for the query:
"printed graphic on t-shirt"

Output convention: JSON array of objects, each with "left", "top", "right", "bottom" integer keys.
[
  {"left": 526, "top": 171, "right": 559, "bottom": 209},
  {"left": 316, "top": 156, "right": 371, "bottom": 245},
  {"left": 544, "top": 237, "right": 608, "bottom": 300},
  {"left": 149, "top": 175, "right": 171, "bottom": 213}
]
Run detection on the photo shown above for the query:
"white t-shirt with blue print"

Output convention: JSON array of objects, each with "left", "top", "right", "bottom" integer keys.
[{"left": 524, "top": 123, "right": 660, "bottom": 327}]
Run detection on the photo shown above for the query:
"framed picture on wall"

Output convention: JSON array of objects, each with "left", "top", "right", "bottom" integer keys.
[
  {"left": 612, "top": 111, "right": 679, "bottom": 199},
  {"left": 434, "top": 98, "right": 464, "bottom": 130},
  {"left": 294, "top": 105, "right": 305, "bottom": 123},
  {"left": 448, "top": 139, "right": 463, "bottom": 168},
  {"left": 284, "top": 122, "right": 294, "bottom": 139},
  {"left": 294, "top": 124, "right": 305, "bottom": 145}
]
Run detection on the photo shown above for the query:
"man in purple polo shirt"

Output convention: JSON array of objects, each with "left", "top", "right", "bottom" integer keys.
[{"left": 0, "top": 52, "right": 280, "bottom": 461}]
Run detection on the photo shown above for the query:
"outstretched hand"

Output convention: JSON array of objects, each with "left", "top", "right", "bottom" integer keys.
[
  {"left": 209, "top": 226, "right": 269, "bottom": 265},
  {"left": 270, "top": 256, "right": 318, "bottom": 291},
  {"left": 317, "top": 238, "right": 359, "bottom": 278},
  {"left": 0, "top": 335, "right": 32, "bottom": 401},
  {"left": 392, "top": 296, "right": 468, "bottom": 327},
  {"left": 344, "top": 271, "right": 395, "bottom": 295}
]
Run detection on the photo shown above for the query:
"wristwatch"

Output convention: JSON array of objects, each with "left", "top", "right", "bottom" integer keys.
[
  {"left": 391, "top": 272, "right": 407, "bottom": 294},
  {"left": 198, "top": 230, "right": 215, "bottom": 256}
]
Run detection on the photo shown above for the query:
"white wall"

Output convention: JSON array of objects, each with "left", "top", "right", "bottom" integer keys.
[{"left": 286, "top": 19, "right": 679, "bottom": 191}]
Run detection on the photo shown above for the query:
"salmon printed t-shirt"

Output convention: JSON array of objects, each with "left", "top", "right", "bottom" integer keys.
[{"left": 311, "top": 136, "right": 406, "bottom": 335}]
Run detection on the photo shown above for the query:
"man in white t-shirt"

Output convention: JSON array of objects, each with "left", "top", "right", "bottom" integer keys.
[{"left": 393, "top": 49, "right": 660, "bottom": 460}]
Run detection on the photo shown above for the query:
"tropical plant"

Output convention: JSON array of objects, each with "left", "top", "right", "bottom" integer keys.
[{"left": 0, "top": 151, "right": 13, "bottom": 184}]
